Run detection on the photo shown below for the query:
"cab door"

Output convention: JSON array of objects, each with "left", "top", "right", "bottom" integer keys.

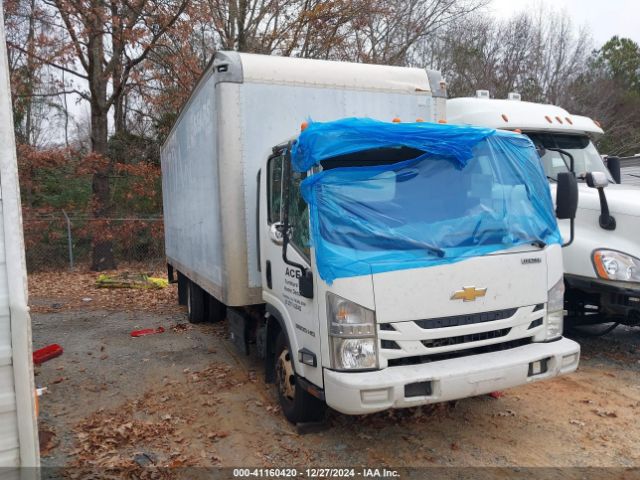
[{"left": 260, "top": 150, "right": 323, "bottom": 388}]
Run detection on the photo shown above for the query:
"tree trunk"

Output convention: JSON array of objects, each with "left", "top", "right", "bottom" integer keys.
[
  {"left": 90, "top": 103, "right": 117, "bottom": 271},
  {"left": 88, "top": 24, "right": 117, "bottom": 271}
]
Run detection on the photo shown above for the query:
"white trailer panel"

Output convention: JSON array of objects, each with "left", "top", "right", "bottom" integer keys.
[{"left": 0, "top": 5, "right": 39, "bottom": 471}]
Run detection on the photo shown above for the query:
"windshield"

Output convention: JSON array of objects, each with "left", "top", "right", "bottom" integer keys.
[
  {"left": 526, "top": 133, "right": 612, "bottom": 182},
  {"left": 301, "top": 134, "right": 562, "bottom": 283}
]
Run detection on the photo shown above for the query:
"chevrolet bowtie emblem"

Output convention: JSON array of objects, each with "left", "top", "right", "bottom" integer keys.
[{"left": 451, "top": 287, "right": 487, "bottom": 302}]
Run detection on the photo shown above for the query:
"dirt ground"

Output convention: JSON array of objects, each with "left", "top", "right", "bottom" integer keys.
[{"left": 28, "top": 270, "right": 640, "bottom": 478}]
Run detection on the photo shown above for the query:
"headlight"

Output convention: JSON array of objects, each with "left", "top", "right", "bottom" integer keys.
[
  {"left": 547, "top": 277, "right": 565, "bottom": 313},
  {"left": 546, "top": 310, "right": 564, "bottom": 341},
  {"left": 593, "top": 250, "right": 640, "bottom": 282},
  {"left": 331, "top": 338, "right": 377, "bottom": 370},
  {"left": 327, "top": 293, "right": 377, "bottom": 370},
  {"left": 546, "top": 278, "right": 564, "bottom": 340}
]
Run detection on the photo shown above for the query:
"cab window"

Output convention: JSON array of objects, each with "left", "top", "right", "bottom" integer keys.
[
  {"left": 288, "top": 169, "right": 310, "bottom": 260},
  {"left": 268, "top": 155, "right": 284, "bottom": 223}
]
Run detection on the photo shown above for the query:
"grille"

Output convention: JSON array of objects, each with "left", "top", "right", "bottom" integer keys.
[
  {"left": 388, "top": 337, "right": 532, "bottom": 367},
  {"left": 414, "top": 308, "right": 517, "bottom": 330},
  {"left": 381, "top": 340, "right": 401, "bottom": 350},
  {"left": 421, "top": 328, "right": 510, "bottom": 348},
  {"left": 528, "top": 318, "right": 543, "bottom": 329}
]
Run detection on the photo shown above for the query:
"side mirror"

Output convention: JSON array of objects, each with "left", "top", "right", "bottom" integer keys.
[
  {"left": 556, "top": 172, "right": 578, "bottom": 220},
  {"left": 586, "top": 171, "right": 609, "bottom": 189},
  {"left": 585, "top": 172, "right": 616, "bottom": 231},
  {"left": 605, "top": 157, "right": 621, "bottom": 184},
  {"left": 299, "top": 269, "right": 314, "bottom": 299}
]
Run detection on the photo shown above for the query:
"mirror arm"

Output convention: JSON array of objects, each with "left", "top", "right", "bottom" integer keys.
[
  {"left": 562, "top": 218, "right": 575, "bottom": 248},
  {"left": 597, "top": 188, "right": 616, "bottom": 230},
  {"left": 547, "top": 147, "right": 574, "bottom": 173}
]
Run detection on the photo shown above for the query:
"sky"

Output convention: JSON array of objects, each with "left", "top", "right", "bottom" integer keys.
[{"left": 490, "top": 0, "right": 640, "bottom": 47}]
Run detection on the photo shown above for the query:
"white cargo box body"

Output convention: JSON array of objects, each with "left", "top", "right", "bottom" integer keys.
[{"left": 161, "top": 52, "right": 445, "bottom": 306}]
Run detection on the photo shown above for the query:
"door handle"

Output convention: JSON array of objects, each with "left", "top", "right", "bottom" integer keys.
[{"left": 266, "top": 260, "right": 272, "bottom": 289}]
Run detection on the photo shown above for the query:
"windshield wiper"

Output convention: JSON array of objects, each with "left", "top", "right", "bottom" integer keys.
[{"left": 546, "top": 175, "right": 557, "bottom": 183}]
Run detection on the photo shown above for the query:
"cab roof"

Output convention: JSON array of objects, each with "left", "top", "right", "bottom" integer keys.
[{"left": 447, "top": 97, "right": 604, "bottom": 137}]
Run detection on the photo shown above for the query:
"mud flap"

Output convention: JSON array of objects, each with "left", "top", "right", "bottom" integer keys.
[{"left": 228, "top": 308, "right": 250, "bottom": 355}]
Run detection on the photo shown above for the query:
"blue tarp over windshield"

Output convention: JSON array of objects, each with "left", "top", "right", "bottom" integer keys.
[{"left": 292, "top": 118, "right": 562, "bottom": 284}]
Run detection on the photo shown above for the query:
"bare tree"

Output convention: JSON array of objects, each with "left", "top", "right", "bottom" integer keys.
[{"left": 8, "top": 0, "right": 189, "bottom": 269}]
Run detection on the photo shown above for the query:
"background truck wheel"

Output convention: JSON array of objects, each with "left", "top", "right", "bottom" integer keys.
[
  {"left": 274, "top": 331, "right": 325, "bottom": 424},
  {"left": 207, "top": 295, "right": 226, "bottom": 323},
  {"left": 187, "top": 281, "right": 206, "bottom": 323},
  {"left": 177, "top": 272, "right": 187, "bottom": 306}
]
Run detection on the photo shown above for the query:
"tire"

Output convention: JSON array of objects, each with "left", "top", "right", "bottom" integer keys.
[
  {"left": 274, "top": 331, "right": 326, "bottom": 424},
  {"left": 187, "top": 280, "right": 206, "bottom": 323},
  {"left": 207, "top": 295, "right": 226, "bottom": 323},
  {"left": 177, "top": 272, "right": 187, "bottom": 306}
]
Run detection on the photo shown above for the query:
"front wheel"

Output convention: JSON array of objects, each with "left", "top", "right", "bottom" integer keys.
[{"left": 274, "top": 332, "right": 326, "bottom": 424}]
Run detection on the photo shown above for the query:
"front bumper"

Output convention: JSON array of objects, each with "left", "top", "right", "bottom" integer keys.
[
  {"left": 323, "top": 337, "right": 580, "bottom": 415},
  {"left": 566, "top": 274, "right": 640, "bottom": 322}
]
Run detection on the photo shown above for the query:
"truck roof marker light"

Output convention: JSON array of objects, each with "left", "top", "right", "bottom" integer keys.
[
  {"left": 415, "top": 118, "right": 425, "bottom": 122},
  {"left": 501, "top": 114, "right": 509, "bottom": 122},
  {"left": 300, "top": 121, "right": 309, "bottom": 131},
  {"left": 594, "top": 119, "right": 602, "bottom": 128},
  {"left": 545, "top": 115, "right": 553, "bottom": 124},
  {"left": 438, "top": 119, "right": 447, "bottom": 124},
  {"left": 392, "top": 117, "right": 401, "bottom": 123},
  {"left": 555, "top": 116, "right": 563, "bottom": 124},
  {"left": 514, "top": 128, "right": 522, "bottom": 133},
  {"left": 565, "top": 117, "right": 573, "bottom": 125}
]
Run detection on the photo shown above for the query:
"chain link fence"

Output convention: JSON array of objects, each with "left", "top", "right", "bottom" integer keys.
[{"left": 23, "top": 213, "right": 165, "bottom": 272}]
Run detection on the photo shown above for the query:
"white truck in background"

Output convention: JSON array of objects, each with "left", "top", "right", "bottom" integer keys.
[
  {"left": 0, "top": 6, "right": 40, "bottom": 472},
  {"left": 449, "top": 92, "right": 640, "bottom": 331},
  {"left": 161, "top": 52, "right": 580, "bottom": 423}
]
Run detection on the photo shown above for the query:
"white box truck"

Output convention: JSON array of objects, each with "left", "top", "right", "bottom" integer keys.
[
  {"left": 0, "top": 5, "right": 40, "bottom": 472},
  {"left": 449, "top": 92, "right": 640, "bottom": 330},
  {"left": 161, "top": 52, "right": 581, "bottom": 423}
]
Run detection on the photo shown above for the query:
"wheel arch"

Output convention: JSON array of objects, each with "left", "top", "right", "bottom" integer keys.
[{"left": 264, "top": 303, "right": 295, "bottom": 383}]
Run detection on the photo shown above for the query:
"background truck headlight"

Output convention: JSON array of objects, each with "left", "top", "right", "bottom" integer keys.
[
  {"left": 593, "top": 250, "right": 640, "bottom": 283},
  {"left": 546, "top": 278, "right": 565, "bottom": 341},
  {"left": 327, "top": 293, "right": 377, "bottom": 370}
]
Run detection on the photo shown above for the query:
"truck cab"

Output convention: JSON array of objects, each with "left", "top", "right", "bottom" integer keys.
[
  {"left": 258, "top": 119, "right": 580, "bottom": 421},
  {"left": 162, "top": 52, "right": 580, "bottom": 424},
  {"left": 448, "top": 93, "right": 640, "bottom": 328}
]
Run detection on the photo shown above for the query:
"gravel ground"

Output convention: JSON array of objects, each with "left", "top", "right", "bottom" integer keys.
[{"left": 29, "top": 280, "right": 640, "bottom": 478}]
